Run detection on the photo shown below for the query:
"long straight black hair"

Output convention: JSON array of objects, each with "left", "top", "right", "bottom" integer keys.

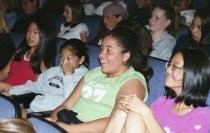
[
  {"left": 14, "top": 14, "right": 56, "bottom": 74},
  {"left": 166, "top": 49, "right": 210, "bottom": 107}
]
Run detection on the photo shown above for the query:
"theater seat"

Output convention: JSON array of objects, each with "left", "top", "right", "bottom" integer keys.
[
  {"left": 0, "top": 94, "right": 22, "bottom": 118},
  {"left": 10, "top": 32, "right": 25, "bottom": 48},
  {"left": 84, "top": 15, "right": 101, "bottom": 42},
  {"left": 146, "top": 56, "right": 167, "bottom": 105},
  {"left": 86, "top": 44, "right": 100, "bottom": 69},
  {"left": 28, "top": 115, "right": 67, "bottom": 133}
]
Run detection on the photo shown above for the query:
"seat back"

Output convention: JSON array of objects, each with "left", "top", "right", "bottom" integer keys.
[
  {"left": 146, "top": 56, "right": 167, "bottom": 105},
  {"left": 87, "top": 44, "right": 100, "bottom": 69},
  {"left": 47, "top": 13, "right": 65, "bottom": 33},
  {"left": 84, "top": 15, "right": 101, "bottom": 42},
  {"left": 28, "top": 115, "right": 67, "bottom": 133},
  {"left": 207, "top": 92, "right": 210, "bottom": 107},
  {"left": 10, "top": 32, "right": 25, "bottom": 48},
  {"left": 55, "top": 38, "right": 68, "bottom": 66},
  {"left": 0, "top": 94, "right": 22, "bottom": 118}
]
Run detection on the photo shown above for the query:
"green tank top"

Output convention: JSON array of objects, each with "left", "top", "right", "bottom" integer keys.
[{"left": 72, "top": 67, "right": 148, "bottom": 122}]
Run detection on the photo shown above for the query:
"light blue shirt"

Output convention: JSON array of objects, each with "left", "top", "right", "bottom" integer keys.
[{"left": 149, "top": 31, "right": 176, "bottom": 61}]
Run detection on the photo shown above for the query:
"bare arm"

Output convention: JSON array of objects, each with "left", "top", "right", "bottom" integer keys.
[
  {"left": 104, "top": 79, "right": 146, "bottom": 133},
  {"left": 119, "top": 94, "right": 166, "bottom": 133},
  {"left": 55, "top": 78, "right": 146, "bottom": 133},
  {"left": 80, "top": 31, "right": 88, "bottom": 43},
  {"left": 50, "top": 78, "right": 84, "bottom": 120}
]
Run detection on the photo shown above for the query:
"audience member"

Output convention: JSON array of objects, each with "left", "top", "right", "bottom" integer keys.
[
  {"left": 0, "top": 0, "right": 18, "bottom": 29},
  {"left": 11, "top": 0, "right": 42, "bottom": 33},
  {"left": 105, "top": 49, "right": 210, "bottom": 133},
  {"left": 173, "top": 7, "right": 210, "bottom": 55},
  {"left": 89, "top": 3, "right": 129, "bottom": 45},
  {"left": 175, "top": 0, "right": 195, "bottom": 27},
  {"left": 0, "top": 118, "right": 35, "bottom": 133},
  {"left": 129, "top": 0, "right": 153, "bottom": 26},
  {"left": 149, "top": 4, "right": 176, "bottom": 61},
  {"left": 81, "top": 0, "right": 95, "bottom": 16},
  {"left": 0, "top": 7, "right": 16, "bottom": 70},
  {"left": 0, "top": 15, "right": 56, "bottom": 90},
  {"left": 2, "top": 39, "right": 89, "bottom": 117},
  {"left": 94, "top": 0, "right": 127, "bottom": 16},
  {"left": 129, "top": 20, "right": 153, "bottom": 56},
  {"left": 47, "top": 27, "right": 152, "bottom": 132},
  {"left": 57, "top": 0, "right": 88, "bottom": 43}
]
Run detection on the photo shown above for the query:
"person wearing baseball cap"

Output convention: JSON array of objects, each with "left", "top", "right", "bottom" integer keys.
[{"left": 89, "top": 3, "right": 129, "bottom": 45}]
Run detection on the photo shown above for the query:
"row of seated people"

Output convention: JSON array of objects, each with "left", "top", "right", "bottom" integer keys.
[
  {"left": 8, "top": 31, "right": 210, "bottom": 105},
  {"left": 0, "top": 25, "right": 210, "bottom": 132},
  {"left": 3, "top": 0, "right": 209, "bottom": 67}
]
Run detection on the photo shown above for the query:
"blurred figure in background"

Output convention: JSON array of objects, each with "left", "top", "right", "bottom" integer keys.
[
  {"left": 149, "top": 5, "right": 176, "bottom": 61},
  {"left": 129, "top": 0, "right": 153, "bottom": 26},
  {"left": 57, "top": 0, "right": 88, "bottom": 43},
  {"left": 94, "top": 0, "right": 127, "bottom": 16},
  {"left": 11, "top": 0, "right": 41, "bottom": 33},
  {"left": 89, "top": 3, "right": 129, "bottom": 45},
  {"left": 81, "top": 0, "right": 95, "bottom": 16},
  {"left": 0, "top": 7, "right": 16, "bottom": 70},
  {"left": 175, "top": 0, "right": 195, "bottom": 27}
]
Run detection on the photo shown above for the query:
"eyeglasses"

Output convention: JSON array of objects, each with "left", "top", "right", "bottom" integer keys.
[{"left": 166, "top": 62, "right": 183, "bottom": 71}]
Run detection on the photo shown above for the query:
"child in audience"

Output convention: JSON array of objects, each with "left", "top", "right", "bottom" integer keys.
[
  {"left": 47, "top": 27, "right": 152, "bottom": 132},
  {"left": 173, "top": 7, "right": 210, "bottom": 56},
  {"left": 0, "top": 15, "right": 56, "bottom": 90},
  {"left": 2, "top": 39, "right": 89, "bottom": 115},
  {"left": 57, "top": 0, "right": 88, "bottom": 43},
  {"left": 105, "top": 49, "right": 210, "bottom": 133},
  {"left": 149, "top": 4, "right": 176, "bottom": 61}
]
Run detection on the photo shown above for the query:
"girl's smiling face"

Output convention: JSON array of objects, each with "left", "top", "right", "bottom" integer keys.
[
  {"left": 99, "top": 35, "right": 130, "bottom": 77},
  {"left": 165, "top": 52, "right": 184, "bottom": 96}
]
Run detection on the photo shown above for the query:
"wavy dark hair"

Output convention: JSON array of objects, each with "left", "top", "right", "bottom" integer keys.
[
  {"left": 165, "top": 49, "right": 210, "bottom": 107},
  {"left": 60, "top": 39, "right": 89, "bottom": 68},
  {"left": 106, "top": 27, "right": 153, "bottom": 86},
  {"left": 14, "top": 14, "right": 56, "bottom": 74}
]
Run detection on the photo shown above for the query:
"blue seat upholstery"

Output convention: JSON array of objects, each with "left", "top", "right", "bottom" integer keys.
[
  {"left": 146, "top": 56, "right": 167, "bottom": 105},
  {"left": 10, "top": 32, "right": 25, "bottom": 48},
  {"left": 86, "top": 44, "right": 100, "bottom": 69},
  {"left": 28, "top": 115, "right": 67, "bottom": 133},
  {"left": 207, "top": 92, "right": 210, "bottom": 107},
  {"left": 47, "top": 13, "right": 65, "bottom": 33},
  {"left": 0, "top": 94, "right": 22, "bottom": 118},
  {"left": 55, "top": 38, "right": 67, "bottom": 66},
  {"left": 84, "top": 16, "right": 101, "bottom": 42}
]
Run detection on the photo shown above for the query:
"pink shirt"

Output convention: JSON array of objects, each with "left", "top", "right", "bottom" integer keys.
[
  {"left": 151, "top": 96, "right": 210, "bottom": 133},
  {"left": 5, "top": 56, "right": 36, "bottom": 86}
]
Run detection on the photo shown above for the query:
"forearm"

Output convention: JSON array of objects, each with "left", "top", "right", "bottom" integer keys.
[
  {"left": 0, "top": 82, "right": 11, "bottom": 90},
  {"left": 57, "top": 117, "right": 109, "bottom": 133}
]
